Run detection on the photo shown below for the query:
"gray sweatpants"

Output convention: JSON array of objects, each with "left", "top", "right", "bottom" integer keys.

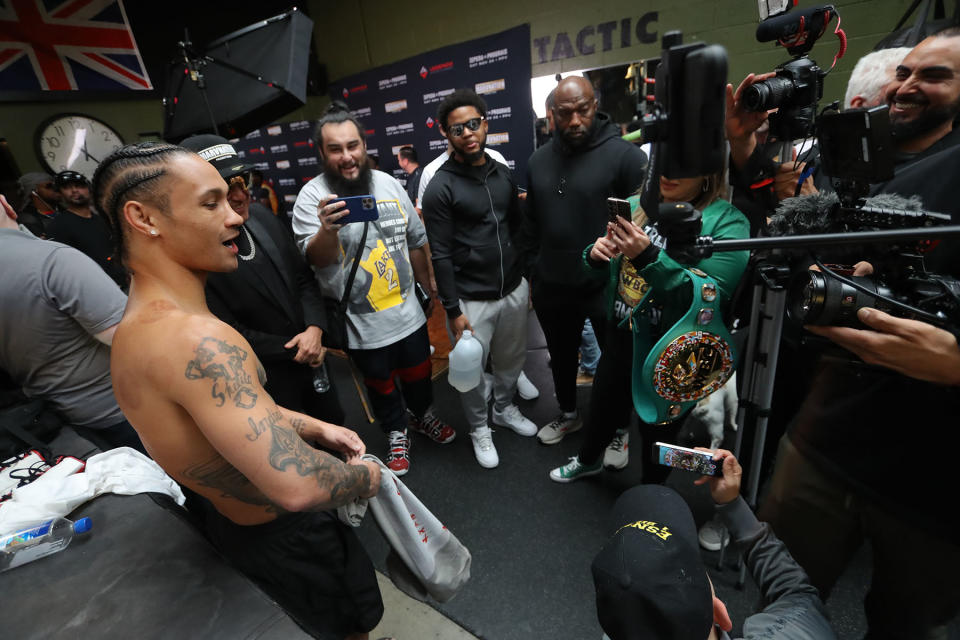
[{"left": 449, "top": 279, "right": 529, "bottom": 431}]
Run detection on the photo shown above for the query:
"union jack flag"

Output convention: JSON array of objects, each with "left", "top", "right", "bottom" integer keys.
[{"left": 0, "top": 0, "right": 152, "bottom": 91}]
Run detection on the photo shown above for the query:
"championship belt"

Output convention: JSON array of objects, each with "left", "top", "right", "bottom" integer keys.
[{"left": 631, "top": 267, "right": 737, "bottom": 424}]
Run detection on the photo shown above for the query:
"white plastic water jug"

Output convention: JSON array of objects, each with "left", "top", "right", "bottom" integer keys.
[{"left": 448, "top": 330, "right": 483, "bottom": 392}]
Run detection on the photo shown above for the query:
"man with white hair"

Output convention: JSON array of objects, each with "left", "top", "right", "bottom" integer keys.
[{"left": 843, "top": 47, "right": 912, "bottom": 109}]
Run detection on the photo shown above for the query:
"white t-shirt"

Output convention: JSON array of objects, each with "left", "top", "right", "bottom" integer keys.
[
  {"left": 416, "top": 147, "right": 508, "bottom": 208},
  {"left": 292, "top": 170, "right": 428, "bottom": 350}
]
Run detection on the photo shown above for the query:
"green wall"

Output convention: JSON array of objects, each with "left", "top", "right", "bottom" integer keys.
[{"left": 1, "top": 0, "right": 912, "bottom": 175}]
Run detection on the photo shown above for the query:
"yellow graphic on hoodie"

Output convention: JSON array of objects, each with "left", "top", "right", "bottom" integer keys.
[{"left": 363, "top": 239, "right": 403, "bottom": 311}]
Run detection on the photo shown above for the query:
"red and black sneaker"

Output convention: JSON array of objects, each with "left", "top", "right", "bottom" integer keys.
[
  {"left": 386, "top": 429, "right": 410, "bottom": 476},
  {"left": 408, "top": 409, "right": 456, "bottom": 444}
]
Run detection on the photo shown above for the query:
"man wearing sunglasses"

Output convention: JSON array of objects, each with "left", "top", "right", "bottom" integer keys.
[
  {"left": 422, "top": 89, "right": 537, "bottom": 468},
  {"left": 182, "top": 134, "right": 345, "bottom": 426}
]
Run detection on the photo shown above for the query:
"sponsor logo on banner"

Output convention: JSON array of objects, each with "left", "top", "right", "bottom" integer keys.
[
  {"left": 341, "top": 83, "right": 369, "bottom": 98},
  {"left": 423, "top": 88, "right": 455, "bottom": 104},
  {"left": 365, "top": 129, "right": 376, "bottom": 137},
  {"left": 285, "top": 194, "right": 297, "bottom": 204},
  {"left": 468, "top": 47, "right": 509, "bottom": 68},
  {"left": 367, "top": 148, "right": 378, "bottom": 157},
  {"left": 249, "top": 147, "right": 266, "bottom": 155},
  {"left": 237, "top": 150, "right": 246, "bottom": 158},
  {"left": 487, "top": 132, "right": 509, "bottom": 146},
  {"left": 429, "top": 139, "right": 447, "bottom": 151},
  {"left": 269, "top": 144, "right": 288, "bottom": 154},
  {"left": 420, "top": 61, "right": 453, "bottom": 78},
  {"left": 352, "top": 106, "right": 372, "bottom": 118},
  {"left": 476, "top": 79, "right": 506, "bottom": 95},
  {"left": 245, "top": 130, "right": 261, "bottom": 139},
  {"left": 392, "top": 169, "right": 406, "bottom": 180},
  {"left": 378, "top": 74, "right": 408, "bottom": 90},
  {"left": 276, "top": 160, "right": 291, "bottom": 169},
  {"left": 507, "top": 159, "right": 516, "bottom": 170},
  {"left": 425, "top": 116, "right": 436, "bottom": 129},
  {"left": 385, "top": 123, "right": 414, "bottom": 137},
  {"left": 267, "top": 125, "right": 282, "bottom": 136},
  {"left": 488, "top": 106, "right": 512, "bottom": 120},
  {"left": 255, "top": 162, "right": 270, "bottom": 171},
  {"left": 279, "top": 178, "right": 297, "bottom": 187},
  {"left": 290, "top": 120, "right": 311, "bottom": 131},
  {"left": 385, "top": 99, "right": 408, "bottom": 114},
  {"left": 297, "top": 157, "right": 318, "bottom": 167},
  {"left": 293, "top": 140, "right": 314, "bottom": 149},
  {"left": 391, "top": 144, "right": 414, "bottom": 155}
]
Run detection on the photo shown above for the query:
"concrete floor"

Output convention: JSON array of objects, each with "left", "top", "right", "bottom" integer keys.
[{"left": 370, "top": 572, "right": 477, "bottom": 640}]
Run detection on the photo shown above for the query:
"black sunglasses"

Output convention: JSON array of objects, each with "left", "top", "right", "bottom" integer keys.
[{"left": 447, "top": 117, "right": 484, "bottom": 137}]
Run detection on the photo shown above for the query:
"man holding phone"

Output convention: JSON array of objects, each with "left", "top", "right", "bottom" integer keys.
[
  {"left": 422, "top": 89, "right": 538, "bottom": 469},
  {"left": 292, "top": 103, "right": 454, "bottom": 476}
]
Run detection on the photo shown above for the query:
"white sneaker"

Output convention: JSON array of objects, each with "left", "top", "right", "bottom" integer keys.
[
  {"left": 698, "top": 517, "right": 729, "bottom": 551},
  {"left": 470, "top": 426, "right": 499, "bottom": 468},
  {"left": 516, "top": 371, "right": 539, "bottom": 400},
  {"left": 492, "top": 404, "right": 537, "bottom": 436},
  {"left": 537, "top": 411, "right": 582, "bottom": 445},
  {"left": 603, "top": 429, "right": 629, "bottom": 470}
]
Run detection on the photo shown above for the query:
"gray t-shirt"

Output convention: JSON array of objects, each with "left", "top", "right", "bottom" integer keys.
[
  {"left": 292, "top": 171, "right": 428, "bottom": 350},
  {"left": 0, "top": 229, "right": 127, "bottom": 426}
]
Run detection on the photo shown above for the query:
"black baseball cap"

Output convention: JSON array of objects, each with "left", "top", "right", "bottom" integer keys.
[
  {"left": 591, "top": 485, "right": 713, "bottom": 640},
  {"left": 54, "top": 170, "right": 89, "bottom": 189},
  {"left": 179, "top": 134, "right": 253, "bottom": 179}
]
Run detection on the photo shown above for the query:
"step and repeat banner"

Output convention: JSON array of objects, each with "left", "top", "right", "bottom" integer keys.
[{"left": 233, "top": 24, "right": 535, "bottom": 215}]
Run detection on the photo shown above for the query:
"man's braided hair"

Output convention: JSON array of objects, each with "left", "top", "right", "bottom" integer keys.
[{"left": 91, "top": 142, "right": 193, "bottom": 265}]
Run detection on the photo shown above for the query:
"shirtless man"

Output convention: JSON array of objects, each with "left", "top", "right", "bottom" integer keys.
[{"left": 91, "top": 142, "right": 383, "bottom": 640}]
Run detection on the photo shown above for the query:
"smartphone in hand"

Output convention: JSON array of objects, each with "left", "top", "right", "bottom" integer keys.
[
  {"left": 653, "top": 442, "right": 724, "bottom": 477},
  {"left": 332, "top": 195, "right": 379, "bottom": 224},
  {"left": 606, "top": 197, "right": 632, "bottom": 225}
]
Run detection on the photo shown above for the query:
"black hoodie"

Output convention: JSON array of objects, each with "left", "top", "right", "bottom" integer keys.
[
  {"left": 422, "top": 152, "right": 523, "bottom": 318},
  {"left": 523, "top": 112, "right": 647, "bottom": 293}
]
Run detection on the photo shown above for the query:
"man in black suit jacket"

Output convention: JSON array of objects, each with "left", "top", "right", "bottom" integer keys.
[{"left": 182, "top": 135, "right": 344, "bottom": 424}]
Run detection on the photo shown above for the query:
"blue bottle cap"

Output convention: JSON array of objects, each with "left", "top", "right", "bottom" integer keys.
[{"left": 73, "top": 517, "right": 92, "bottom": 534}]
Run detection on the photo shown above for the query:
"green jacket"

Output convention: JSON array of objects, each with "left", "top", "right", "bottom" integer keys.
[{"left": 584, "top": 197, "right": 750, "bottom": 336}]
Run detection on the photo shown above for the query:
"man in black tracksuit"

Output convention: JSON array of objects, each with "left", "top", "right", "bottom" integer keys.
[
  {"left": 422, "top": 89, "right": 537, "bottom": 469},
  {"left": 523, "top": 76, "right": 647, "bottom": 445}
]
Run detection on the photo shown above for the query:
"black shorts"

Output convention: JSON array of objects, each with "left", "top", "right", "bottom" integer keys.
[{"left": 205, "top": 509, "right": 383, "bottom": 639}]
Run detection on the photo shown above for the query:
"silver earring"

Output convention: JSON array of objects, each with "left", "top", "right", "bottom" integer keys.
[
  {"left": 702, "top": 180, "right": 709, "bottom": 193},
  {"left": 150, "top": 229, "right": 158, "bottom": 236}
]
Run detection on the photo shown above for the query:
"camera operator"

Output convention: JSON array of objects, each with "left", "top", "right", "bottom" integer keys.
[{"left": 759, "top": 30, "right": 960, "bottom": 638}]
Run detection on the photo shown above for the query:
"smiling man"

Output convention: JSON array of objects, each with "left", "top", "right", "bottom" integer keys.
[
  {"left": 292, "top": 103, "right": 454, "bottom": 476},
  {"left": 421, "top": 89, "right": 538, "bottom": 469}
]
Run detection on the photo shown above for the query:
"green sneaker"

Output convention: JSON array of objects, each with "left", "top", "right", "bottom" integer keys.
[{"left": 549, "top": 456, "right": 602, "bottom": 483}]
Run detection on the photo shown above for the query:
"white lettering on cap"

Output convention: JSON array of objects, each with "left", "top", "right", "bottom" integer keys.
[{"left": 197, "top": 143, "right": 238, "bottom": 162}]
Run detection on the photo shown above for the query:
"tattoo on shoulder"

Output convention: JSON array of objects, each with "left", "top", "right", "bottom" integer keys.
[
  {"left": 185, "top": 337, "right": 258, "bottom": 409},
  {"left": 182, "top": 455, "right": 286, "bottom": 514},
  {"left": 289, "top": 417, "right": 308, "bottom": 437}
]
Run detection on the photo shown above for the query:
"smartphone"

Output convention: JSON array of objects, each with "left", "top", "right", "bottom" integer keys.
[
  {"left": 606, "top": 197, "right": 632, "bottom": 224},
  {"left": 653, "top": 442, "right": 724, "bottom": 477},
  {"left": 332, "top": 195, "right": 379, "bottom": 224}
]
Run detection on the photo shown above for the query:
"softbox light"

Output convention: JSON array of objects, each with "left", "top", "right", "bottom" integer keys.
[{"left": 163, "top": 9, "right": 313, "bottom": 141}]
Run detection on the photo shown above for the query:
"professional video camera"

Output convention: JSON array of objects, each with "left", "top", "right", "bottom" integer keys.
[
  {"left": 744, "top": 5, "right": 844, "bottom": 148},
  {"left": 769, "top": 105, "right": 960, "bottom": 334}
]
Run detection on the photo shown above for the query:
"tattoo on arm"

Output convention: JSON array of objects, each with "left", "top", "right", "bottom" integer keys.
[
  {"left": 289, "top": 417, "right": 308, "bottom": 438},
  {"left": 185, "top": 337, "right": 259, "bottom": 409},
  {"left": 265, "top": 422, "right": 370, "bottom": 506},
  {"left": 247, "top": 408, "right": 283, "bottom": 442},
  {"left": 182, "top": 455, "right": 287, "bottom": 514}
]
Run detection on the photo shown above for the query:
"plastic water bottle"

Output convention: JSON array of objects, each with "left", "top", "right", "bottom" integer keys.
[
  {"left": 448, "top": 330, "right": 483, "bottom": 392},
  {"left": 0, "top": 516, "right": 92, "bottom": 572},
  {"left": 312, "top": 362, "right": 330, "bottom": 393}
]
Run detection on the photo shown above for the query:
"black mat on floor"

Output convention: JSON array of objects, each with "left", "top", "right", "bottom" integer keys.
[{"left": 324, "top": 311, "right": 954, "bottom": 640}]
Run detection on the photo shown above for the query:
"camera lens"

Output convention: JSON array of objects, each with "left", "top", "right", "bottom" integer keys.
[
  {"left": 788, "top": 271, "right": 881, "bottom": 327},
  {"left": 743, "top": 76, "right": 796, "bottom": 112}
]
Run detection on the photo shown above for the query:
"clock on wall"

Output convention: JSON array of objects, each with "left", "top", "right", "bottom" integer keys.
[{"left": 35, "top": 113, "right": 124, "bottom": 179}]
